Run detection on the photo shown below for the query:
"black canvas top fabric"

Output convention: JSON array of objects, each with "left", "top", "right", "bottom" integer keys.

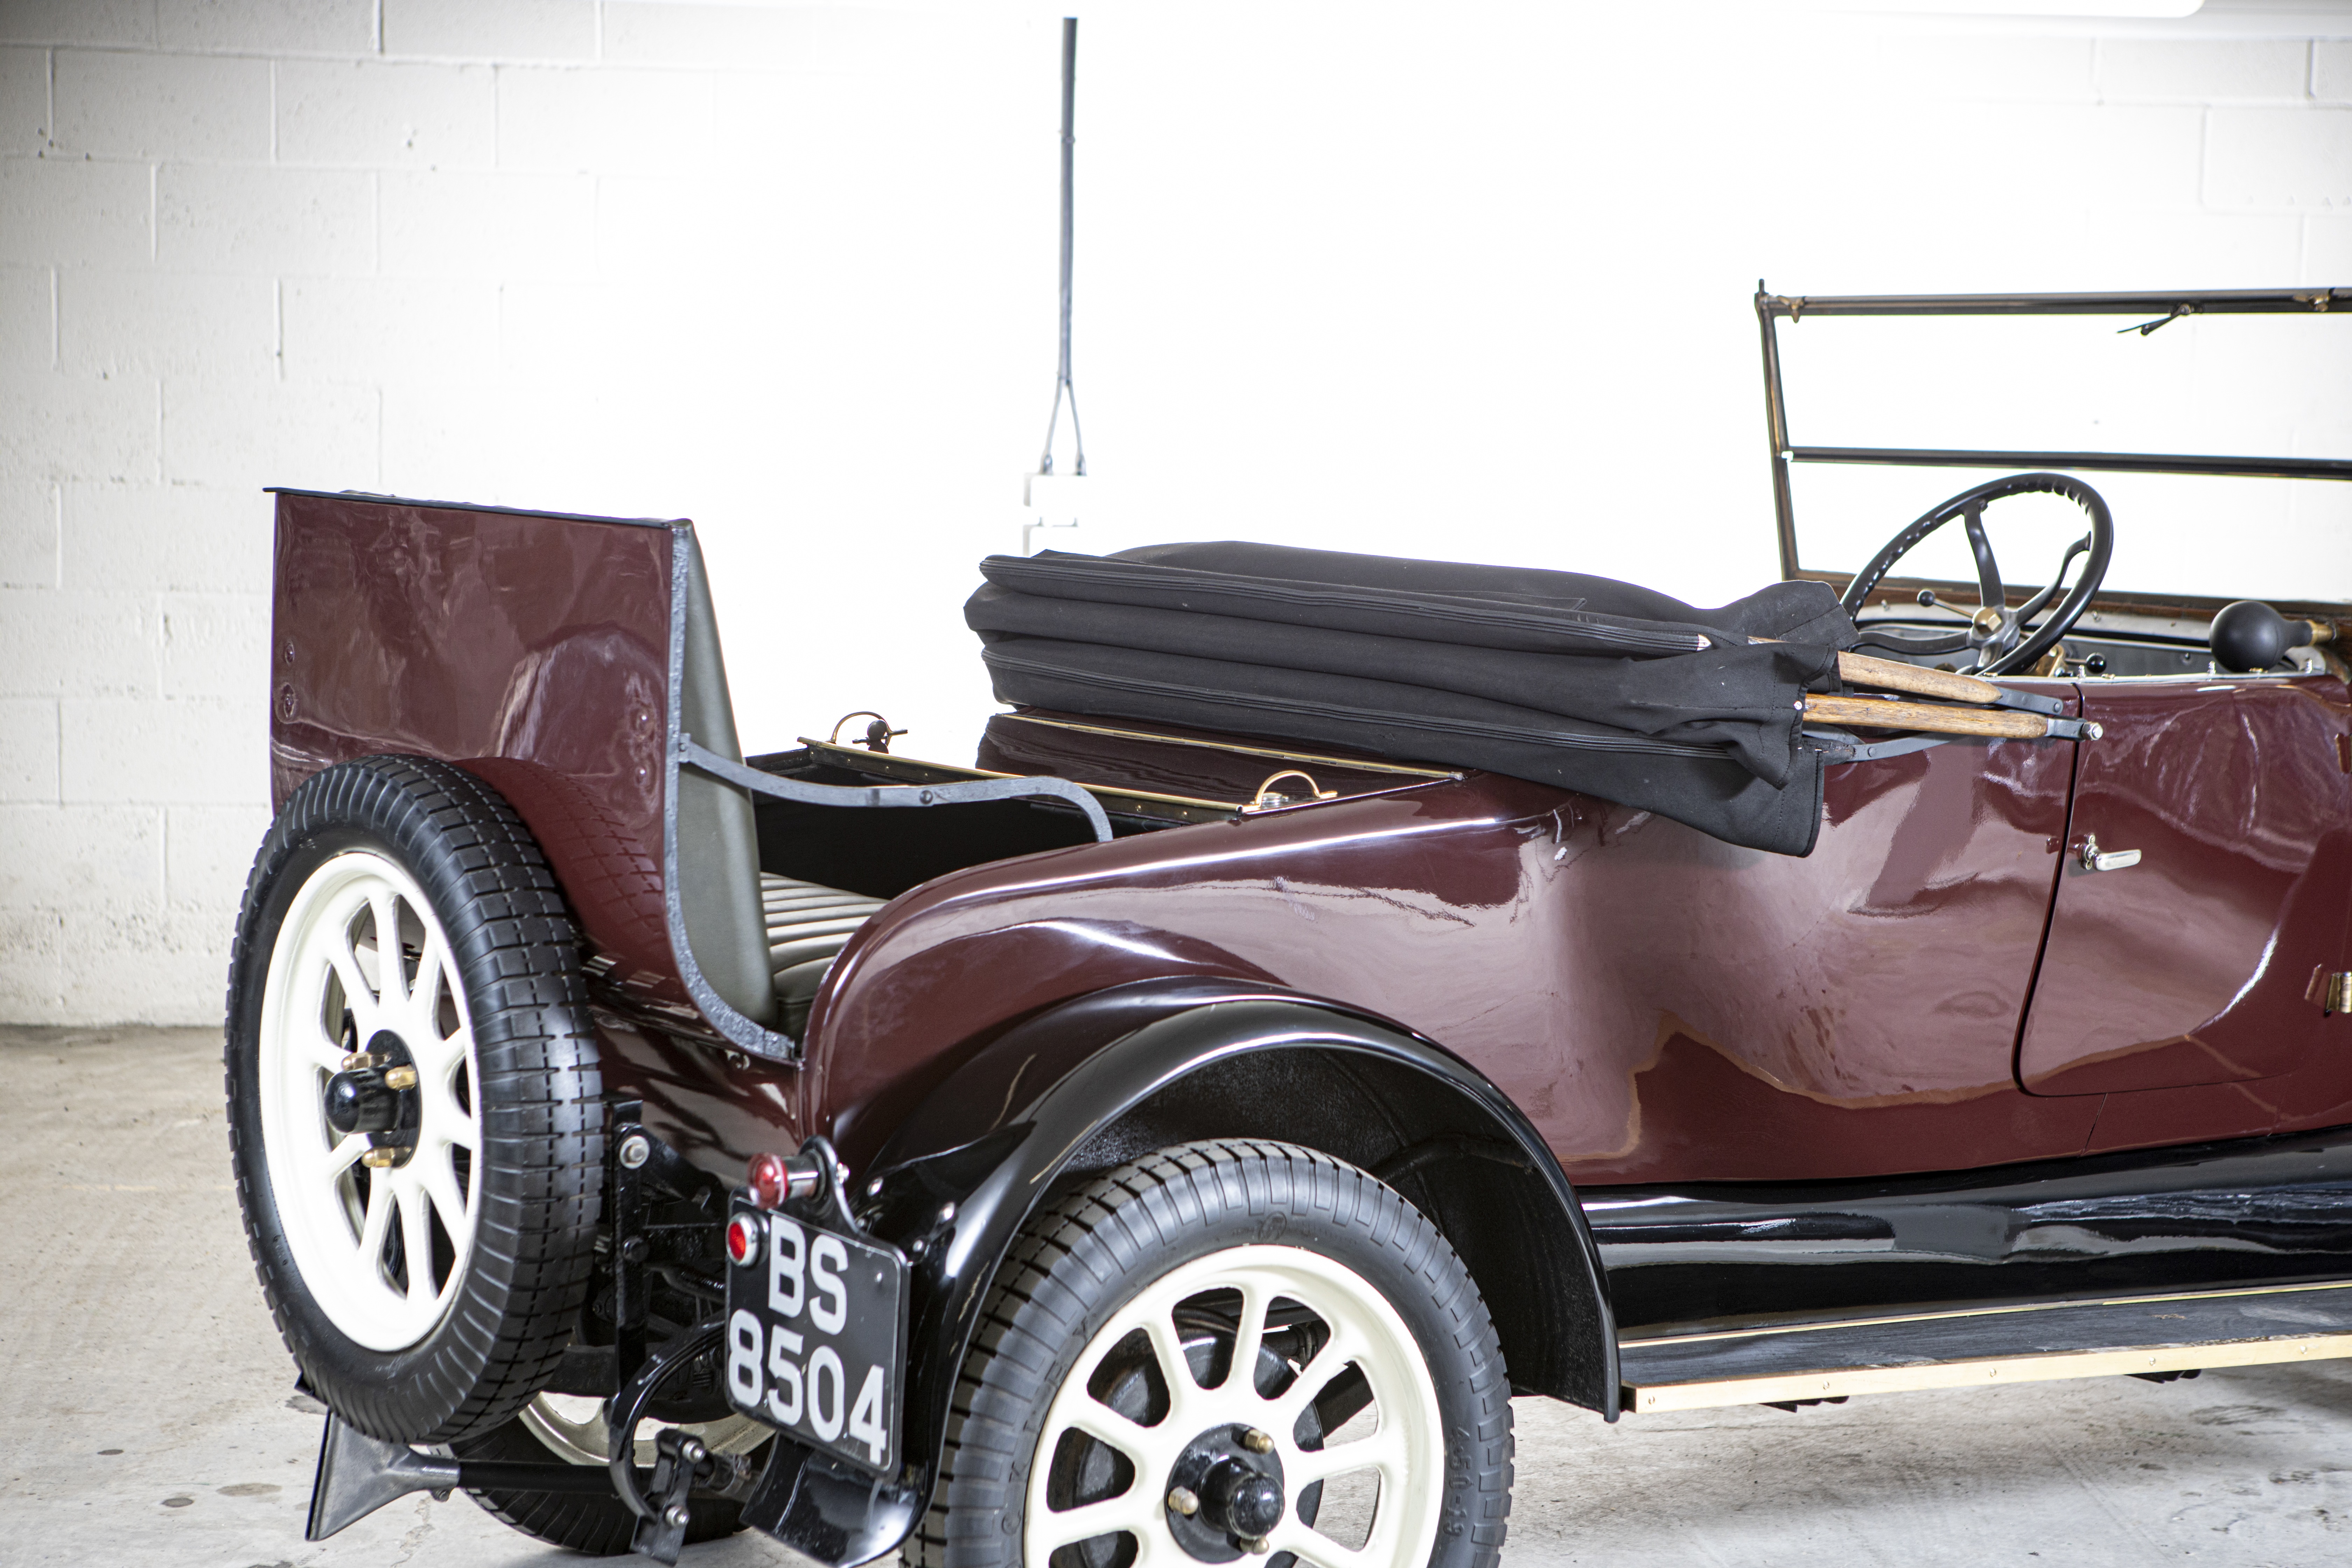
[{"left": 965, "top": 542, "right": 1857, "bottom": 856}]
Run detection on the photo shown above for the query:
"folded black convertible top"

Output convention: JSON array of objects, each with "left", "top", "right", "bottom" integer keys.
[{"left": 966, "top": 541, "right": 1857, "bottom": 856}]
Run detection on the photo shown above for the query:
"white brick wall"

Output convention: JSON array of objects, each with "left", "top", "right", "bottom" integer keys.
[
  {"left": 275, "top": 59, "right": 497, "bottom": 168},
  {"left": 2321, "top": 41, "right": 2352, "bottom": 101},
  {"left": 0, "top": 0, "right": 2348, "bottom": 1023},
  {"left": 382, "top": 0, "right": 598, "bottom": 64},
  {"left": 51, "top": 49, "right": 272, "bottom": 161}
]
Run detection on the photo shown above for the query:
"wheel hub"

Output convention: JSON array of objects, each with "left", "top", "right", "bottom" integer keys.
[
  {"left": 323, "top": 1030, "right": 420, "bottom": 1163},
  {"left": 1166, "top": 1425, "right": 1286, "bottom": 1560}
]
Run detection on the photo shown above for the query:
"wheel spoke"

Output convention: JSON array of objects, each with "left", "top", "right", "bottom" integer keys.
[
  {"left": 1227, "top": 1281, "right": 1270, "bottom": 1394},
  {"left": 323, "top": 1133, "right": 370, "bottom": 1179},
  {"left": 398, "top": 1184, "right": 436, "bottom": 1302},
  {"left": 411, "top": 1049, "right": 479, "bottom": 1151},
  {"left": 440, "top": 1103, "right": 480, "bottom": 1153},
  {"left": 1060, "top": 1400, "right": 1154, "bottom": 1468},
  {"left": 422, "top": 1158, "right": 472, "bottom": 1244},
  {"left": 326, "top": 938, "right": 377, "bottom": 1033},
  {"left": 301, "top": 1018, "right": 350, "bottom": 1077},
  {"left": 355, "top": 1171, "right": 395, "bottom": 1265},
  {"left": 404, "top": 931, "right": 447, "bottom": 1037},
  {"left": 1141, "top": 1306, "right": 1199, "bottom": 1426},
  {"left": 1288, "top": 1426, "right": 1406, "bottom": 1489},
  {"left": 1270, "top": 1328, "right": 1358, "bottom": 1430},
  {"left": 369, "top": 890, "right": 406, "bottom": 1008},
  {"left": 1033, "top": 1490, "right": 1156, "bottom": 1554}
]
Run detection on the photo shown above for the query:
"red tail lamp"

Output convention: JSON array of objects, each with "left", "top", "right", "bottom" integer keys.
[
  {"left": 747, "top": 1152, "right": 789, "bottom": 1209},
  {"left": 726, "top": 1213, "right": 761, "bottom": 1266}
]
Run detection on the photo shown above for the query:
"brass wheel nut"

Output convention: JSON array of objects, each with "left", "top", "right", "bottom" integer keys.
[
  {"left": 1240, "top": 1428, "right": 1274, "bottom": 1454},
  {"left": 1242, "top": 1536, "right": 1271, "bottom": 1555},
  {"left": 382, "top": 1065, "right": 418, "bottom": 1091},
  {"left": 360, "top": 1148, "right": 399, "bottom": 1168},
  {"left": 1166, "top": 1486, "right": 1199, "bottom": 1517}
]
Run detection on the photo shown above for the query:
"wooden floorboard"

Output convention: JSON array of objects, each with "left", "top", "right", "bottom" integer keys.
[{"left": 1619, "top": 1281, "right": 2352, "bottom": 1413}]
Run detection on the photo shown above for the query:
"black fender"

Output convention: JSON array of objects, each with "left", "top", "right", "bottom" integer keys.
[{"left": 790, "top": 976, "right": 1617, "bottom": 1563}]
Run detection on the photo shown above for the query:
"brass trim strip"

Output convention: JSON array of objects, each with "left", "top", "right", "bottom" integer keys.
[
  {"left": 1625, "top": 1333, "right": 2352, "bottom": 1414},
  {"left": 1621, "top": 1278, "right": 2352, "bottom": 1349},
  {"left": 994, "top": 712, "right": 1455, "bottom": 779}
]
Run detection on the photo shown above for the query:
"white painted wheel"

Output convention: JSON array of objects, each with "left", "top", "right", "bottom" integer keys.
[
  {"left": 1028, "top": 1245, "right": 1445, "bottom": 1568},
  {"left": 257, "top": 849, "right": 482, "bottom": 1353},
  {"left": 230, "top": 757, "right": 603, "bottom": 1445}
]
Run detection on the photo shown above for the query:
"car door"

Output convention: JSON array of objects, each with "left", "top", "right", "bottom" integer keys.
[
  {"left": 1536, "top": 706, "right": 2099, "bottom": 1185},
  {"left": 2016, "top": 674, "right": 2352, "bottom": 1099}
]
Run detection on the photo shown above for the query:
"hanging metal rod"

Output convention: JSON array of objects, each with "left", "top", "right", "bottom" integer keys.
[{"left": 1037, "top": 16, "right": 1085, "bottom": 478}]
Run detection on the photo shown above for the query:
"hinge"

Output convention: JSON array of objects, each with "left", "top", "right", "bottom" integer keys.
[{"left": 2312, "top": 969, "right": 2352, "bottom": 1016}]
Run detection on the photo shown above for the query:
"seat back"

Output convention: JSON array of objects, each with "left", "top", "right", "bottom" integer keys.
[{"left": 673, "top": 532, "right": 778, "bottom": 1027}]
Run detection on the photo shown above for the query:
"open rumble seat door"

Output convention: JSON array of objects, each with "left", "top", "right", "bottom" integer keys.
[{"left": 270, "top": 492, "right": 785, "bottom": 1049}]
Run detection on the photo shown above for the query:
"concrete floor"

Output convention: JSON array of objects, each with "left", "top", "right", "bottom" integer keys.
[{"left": 8, "top": 1027, "right": 2352, "bottom": 1568}]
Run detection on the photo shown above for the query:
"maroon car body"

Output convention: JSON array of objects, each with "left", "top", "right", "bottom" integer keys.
[
  {"left": 260, "top": 284, "right": 2352, "bottom": 1567},
  {"left": 268, "top": 490, "right": 2352, "bottom": 1188}
]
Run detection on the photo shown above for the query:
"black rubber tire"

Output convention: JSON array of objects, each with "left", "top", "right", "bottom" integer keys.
[
  {"left": 224, "top": 755, "right": 605, "bottom": 1444},
  {"left": 910, "top": 1139, "right": 1514, "bottom": 1568},
  {"left": 448, "top": 1409, "right": 752, "bottom": 1556}
]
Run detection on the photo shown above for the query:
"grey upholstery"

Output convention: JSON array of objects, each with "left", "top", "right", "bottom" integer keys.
[{"left": 762, "top": 874, "right": 886, "bottom": 1039}]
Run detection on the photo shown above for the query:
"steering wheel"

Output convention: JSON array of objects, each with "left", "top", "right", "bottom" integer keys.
[{"left": 1837, "top": 472, "right": 2113, "bottom": 677}]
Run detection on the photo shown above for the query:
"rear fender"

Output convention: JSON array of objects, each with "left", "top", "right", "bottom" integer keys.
[{"left": 847, "top": 977, "right": 1616, "bottom": 1556}]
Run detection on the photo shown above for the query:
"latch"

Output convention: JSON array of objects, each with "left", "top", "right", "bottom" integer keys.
[
  {"left": 2314, "top": 970, "right": 2352, "bottom": 1016},
  {"left": 2077, "top": 834, "right": 2141, "bottom": 873}
]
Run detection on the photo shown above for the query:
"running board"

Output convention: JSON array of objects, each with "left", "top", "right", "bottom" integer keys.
[{"left": 1618, "top": 1280, "right": 2352, "bottom": 1414}]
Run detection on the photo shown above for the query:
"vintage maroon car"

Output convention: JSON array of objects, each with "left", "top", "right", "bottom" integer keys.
[{"left": 228, "top": 285, "right": 2351, "bottom": 1566}]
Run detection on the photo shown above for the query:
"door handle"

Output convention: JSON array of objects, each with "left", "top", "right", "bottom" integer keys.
[{"left": 2078, "top": 834, "right": 2142, "bottom": 872}]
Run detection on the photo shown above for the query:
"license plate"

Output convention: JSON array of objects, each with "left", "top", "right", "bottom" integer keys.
[{"left": 723, "top": 1200, "right": 908, "bottom": 1477}]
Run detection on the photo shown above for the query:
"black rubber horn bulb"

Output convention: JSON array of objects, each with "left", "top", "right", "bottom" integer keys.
[{"left": 2209, "top": 600, "right": 2314, "bottom": 673}]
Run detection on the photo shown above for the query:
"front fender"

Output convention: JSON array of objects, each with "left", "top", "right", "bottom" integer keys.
[{"left": 804, "top": 977, "right": 1615, "bottom": 1563}]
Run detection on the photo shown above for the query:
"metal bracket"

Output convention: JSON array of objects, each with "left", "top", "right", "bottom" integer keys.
[
  {"left": 609, "top": 1100, "right": 652, "bottom": 1387},
  {"left": 306, "top": 1415, "right": 460, "bottom": 1540},
  {"left": 604, "top": 1319, "right": 746, "bottom": 1524},
  {"left": 1987, "top": 687, "right": 2068, "bottom": 718},
  {"left": 1807, "top": 732, "right": 1953, "bottom": 765},
  {"left": 303, "top": 1412, "right": 625, "bottom": 1541},
  {"left": 631, "top": 1428, "right": 715, "bottom": 1564},
  {"left": 603, "top": 1103, "right": 732, "bottom": 1392},
  {"left": 774, "top": 1133, "right": 863, "bottom": 1236}
]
